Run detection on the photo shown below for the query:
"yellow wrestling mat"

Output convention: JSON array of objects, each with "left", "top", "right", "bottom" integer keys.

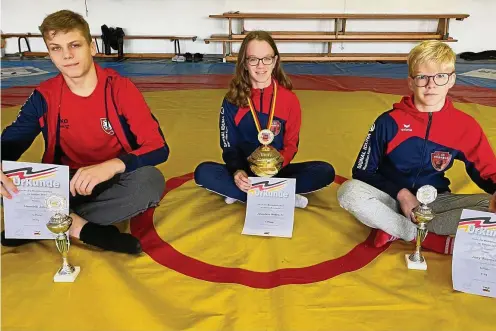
[{"left": 2, "top": 89, "right": 495, "bottom": 331}]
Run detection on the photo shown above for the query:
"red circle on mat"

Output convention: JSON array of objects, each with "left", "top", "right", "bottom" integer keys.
[{"left": 130, "top": 173, "right": 390, "bottom": 289}]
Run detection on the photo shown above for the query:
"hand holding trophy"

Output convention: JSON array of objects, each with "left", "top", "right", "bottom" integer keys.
[
  {"left": 405, "top": 185, "right": 437, "bottom": 270},
  {"left": 46, "top": 195, "right": 80, "bottom": 282}
]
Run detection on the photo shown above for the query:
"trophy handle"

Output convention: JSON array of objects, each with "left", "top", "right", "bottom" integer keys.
[
  {"left": 55, "top": 232, "right": 70, "bottom": 256},
  {"left": 55, "top": 232, "right": 76, "bottom": 275},
  {"left": 409, "top": 224, "right": 428, "bottom": 263}
]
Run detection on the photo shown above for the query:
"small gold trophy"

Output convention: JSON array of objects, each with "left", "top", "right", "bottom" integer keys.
[
  {"left": 405, "top": 185, "right": 437, "bottom": 270},
  {"left": 46, "top": 196, "right": 80, "bottom": 282},
  {"left": 247, "top": 129, "right": 284, "bottom": 177}
]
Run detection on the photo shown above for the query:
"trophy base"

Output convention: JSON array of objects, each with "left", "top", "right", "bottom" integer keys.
[
  {"left": 405, "top": 254, "right": 427, "bottom": 270},
  {"left": 54, "top": 266, "right": 80, "bottom": 282}
]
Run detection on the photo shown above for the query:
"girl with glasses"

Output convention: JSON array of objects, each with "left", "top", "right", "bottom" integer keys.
[{"left": 195, "top": 31, "right": 335, "bottom": 208}]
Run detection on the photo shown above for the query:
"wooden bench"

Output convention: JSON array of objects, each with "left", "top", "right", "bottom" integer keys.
[
  {"left": 1, "top": 33, "right": 197, "bottom": 59},
  {"left": 207, "top": 12, "right": 469, "bottom": 62},
  {"left": 205, "top": 34, "right": 458, "bottom": 59}
]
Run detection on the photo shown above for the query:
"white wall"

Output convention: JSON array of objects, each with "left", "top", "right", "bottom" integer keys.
[{"left": 1, "top": 0, "right": 494, "bottom": 56}]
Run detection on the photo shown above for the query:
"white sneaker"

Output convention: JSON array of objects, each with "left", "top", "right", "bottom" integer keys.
[
  {"left": 225, "top": 197, "right": 237, "bottom": 204},
  {"left": 295, "top": 194, "right": 308, "bottom": 208}
]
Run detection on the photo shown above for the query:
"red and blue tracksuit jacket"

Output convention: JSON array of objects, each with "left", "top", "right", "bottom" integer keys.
[
  {"left": 219, "top": 81, "right": 301, "bottom": 174},
  {"left": 352, "top": 95, "right": 496, "bottom": 198},
  {"left": 1, "top": 64, "right": 169, "bottom": 171}
]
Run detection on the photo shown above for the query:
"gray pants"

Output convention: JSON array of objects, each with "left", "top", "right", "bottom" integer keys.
[
  {"left": 70, "top": 166, "right": 165, "bottom": 225},
  {"left": 337, "top": 179, "right": 490, "bottom": 240}
]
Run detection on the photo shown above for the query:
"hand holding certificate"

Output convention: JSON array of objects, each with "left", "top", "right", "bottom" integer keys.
[{"left": 2, "top": 161, "right": 70, "bottom": 240}]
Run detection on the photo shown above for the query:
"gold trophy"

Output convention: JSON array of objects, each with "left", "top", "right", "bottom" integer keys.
[
  {"left": 405, "top": 185, "right": 437, "bottom": 270},
  {"left": 247, "top": 129, "right": 284, "bottom": 177},
  {"left": 46, "top": 196, "right": 80, "bottom": 282}
]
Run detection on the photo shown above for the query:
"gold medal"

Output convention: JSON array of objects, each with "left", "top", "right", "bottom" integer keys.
[
  {"left": 246, "top": 80, "right": 284, "bottom": 177},
  {"left": 258, "top": 129, "right": 274, "bottom": 146},
  {"left": 247, "top": 80, "right": 278, "bottom": 140}
]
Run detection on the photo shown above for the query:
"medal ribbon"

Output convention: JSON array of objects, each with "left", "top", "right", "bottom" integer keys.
[{"left": 247, "top": 80, "right": 278, "bottom": 133}]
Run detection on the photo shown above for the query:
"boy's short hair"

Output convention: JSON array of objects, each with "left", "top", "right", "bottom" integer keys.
[
  {"left": 39, "top": 10, "right": 92, "bottom": 44},
  {"left": 407, "top": 40, "right": 456, "bottom": 77}
]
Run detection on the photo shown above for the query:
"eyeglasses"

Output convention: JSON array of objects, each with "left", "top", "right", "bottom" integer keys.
[
  {"left": 411, "top": 72, "right": 455, "bottom": 87},
  {"left": 246, "top": 56, "right": 275, "bottom": 66}
]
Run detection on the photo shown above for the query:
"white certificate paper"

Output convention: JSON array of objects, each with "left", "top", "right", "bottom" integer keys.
[
  {"left": 452, "top": 209, "right": 496, "bottom": 298},
  {"left": 2, "top": 161, "right": 69, "bottom": 240},
  {"left": 243, "top": 177, "right": 296, "bottom": 238}
]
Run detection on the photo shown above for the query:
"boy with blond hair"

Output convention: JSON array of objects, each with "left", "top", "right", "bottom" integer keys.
[
  {"left": 1, "top": 10, "right": 169, "bottom": 254},
  {"left": 338, "top": 40, "right": 496, "bottom": 254}
]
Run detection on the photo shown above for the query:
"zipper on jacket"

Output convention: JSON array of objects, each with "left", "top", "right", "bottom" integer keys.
[
  {"left": 260, "top": 89, "right": 264, "bottom": 114},
  {"left": 411, "top": 112, "right": 433, "bottom": 189},
  {"left": 104, "top": 77, "right": 125, "bottom": 150}
]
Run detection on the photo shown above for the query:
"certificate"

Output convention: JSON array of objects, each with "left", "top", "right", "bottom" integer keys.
[
  {"left": 452, "top": 209, "right": 496, "bottom": 298},
  {"left": 242, "top": 177, "right": 296, "bottom": 238},
  {"left": 2, "top": 161, "right": 69, "bottom": 240}
]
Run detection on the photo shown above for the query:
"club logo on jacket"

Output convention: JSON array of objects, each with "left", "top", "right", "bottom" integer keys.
[
  {"left": 431, "top": 151, "right": 452, "bottom": 171},
  {"left": 59, "top": 118, "right": 69, "bottom": 129},
  {"left": 270, "top": 120, "right": 281, "bottom": 136},
  {"left": 100, "top": 118, "right": 115, "bottom": 135}
]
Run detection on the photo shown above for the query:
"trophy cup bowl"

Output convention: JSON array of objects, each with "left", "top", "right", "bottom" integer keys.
[
  {"left": 46, "top": 213, "right": 72, "bottom": 234},
  {"left": 247, "top": 145, "right": 284, "bottom": 177},
  {"left": 46, "top": 196, "right": 80, "bottom": 282},
  {"left": 405, "top": 185, "right": 437, "bottom": 270}
]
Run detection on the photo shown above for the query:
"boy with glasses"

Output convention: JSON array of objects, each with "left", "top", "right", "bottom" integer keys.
[{"left": 337, "top": 40, "right": 496, "bottom": 254}]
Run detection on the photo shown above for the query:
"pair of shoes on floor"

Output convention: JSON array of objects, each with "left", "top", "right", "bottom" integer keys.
[
  {"left": 225, "top": 194, "right": 308, "bottom": 208},
  {"left": 182, "top": 52, "right": 203, "bottom": 62},
  {"left": 172, "top": 54, "right": 185, "bottom": 62}
]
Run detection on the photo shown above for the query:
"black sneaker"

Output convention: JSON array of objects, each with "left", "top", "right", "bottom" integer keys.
[{"left": 79, "top": 223, "right": 142, "bottom": 255}]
